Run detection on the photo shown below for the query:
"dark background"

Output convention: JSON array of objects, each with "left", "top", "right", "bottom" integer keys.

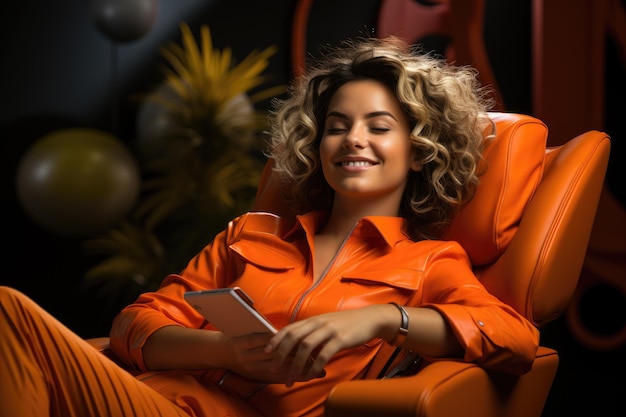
[{"left": 1, "top": 1, "right": 624, "bottom": 416}]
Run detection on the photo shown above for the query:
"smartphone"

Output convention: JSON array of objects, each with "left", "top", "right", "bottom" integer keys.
[
  {"left": 185, "top": 287, "right": 326, "bottom": 377},
  {"left": 184, "top": 287, "right": 277, "bottom": 338}
]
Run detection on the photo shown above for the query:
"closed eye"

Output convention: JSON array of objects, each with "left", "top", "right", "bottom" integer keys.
[
  {"left": 326, "top": 126, "right": 390, "bottom": 135},
  {"left": 326, "top": 127, "right": 348, "bottom": 134}
]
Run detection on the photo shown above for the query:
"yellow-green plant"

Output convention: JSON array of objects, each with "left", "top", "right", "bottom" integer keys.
[{"left": 82, "top": 23, "right": 284, "bottom": 306}]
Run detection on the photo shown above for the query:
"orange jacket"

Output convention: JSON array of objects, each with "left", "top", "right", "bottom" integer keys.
[{"left": 110, "top": 211, "right": 539, "bottom": 416}]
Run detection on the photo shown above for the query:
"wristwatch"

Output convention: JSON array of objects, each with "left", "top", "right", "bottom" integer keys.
[{"left": 389, "top": 302, "right": 409, "bottom": 346}]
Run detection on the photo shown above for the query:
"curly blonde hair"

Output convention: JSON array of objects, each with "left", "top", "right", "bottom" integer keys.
[{"left": 266, "top": 36, "right": 495, "bottom": 240}]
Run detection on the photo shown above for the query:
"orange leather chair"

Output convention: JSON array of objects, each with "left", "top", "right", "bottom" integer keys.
[
  {"left": 89, "top": 112, "right": 610, "bottom": 417},
  {"left": 253, "top": 112, "right": 610, "bottom": 417}
]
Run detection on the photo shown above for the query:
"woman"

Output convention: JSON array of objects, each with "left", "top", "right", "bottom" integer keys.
[{"left": 0, "top": 36, "right": 539, "bottom": 417}]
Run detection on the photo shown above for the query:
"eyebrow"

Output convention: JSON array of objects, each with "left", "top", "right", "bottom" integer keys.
[{"left": 326, "top": 110, "right": 399, "bottom": 122}]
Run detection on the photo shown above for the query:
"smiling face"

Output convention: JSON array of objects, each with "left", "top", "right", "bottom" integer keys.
[{"left": 319, "top": 79, "right": 422, "bottom": 216}]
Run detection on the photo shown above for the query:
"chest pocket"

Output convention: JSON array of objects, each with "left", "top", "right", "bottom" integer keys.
[
  {"left": 341, "top": 267, "right": 424, "bottom": 290},
  {"left": 336, "top": 268, "right": 424, "bottom": 313},
  {"left": 229, "top": 240, "right": 300, "bottom": 271}
]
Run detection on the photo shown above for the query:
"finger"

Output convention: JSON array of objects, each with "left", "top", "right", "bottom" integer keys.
[
  {"left": 232, "top": 333, "right": 274, "bottom": 349},
  {"left": 268, "top": 323, "right": 308, "bottom": 365},
  {"left": 302, "top": 341, "right": 336, "bottom": 379},
  {"left": 286, "top": 329, "right": 333, "bottom": 380},
  {"left": 265, "top": 322, "right": 298, "bottom": 353}
]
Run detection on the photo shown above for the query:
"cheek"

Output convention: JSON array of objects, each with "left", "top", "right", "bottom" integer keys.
[
  {"left": 319, "top": 137, "right": 337, "bottom": 164},
  {"left": 378, "top": 138, "right": 412, "bottom": 162}
]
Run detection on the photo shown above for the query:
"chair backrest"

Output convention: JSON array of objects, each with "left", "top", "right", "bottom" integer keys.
[
  {"left": 253, "top": 112, "right": 611, "bottom": 328},
  {"left": 475, "top": 114, "right": 610, "bottom": 327}
]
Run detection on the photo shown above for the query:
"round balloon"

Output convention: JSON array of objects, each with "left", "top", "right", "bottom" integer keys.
[
  {"left": 136, "top": 83, "right": 256, "bottom": 155},
  {"left": 91, "top": 0, "right": 159, "bottom": 43},
  {"left": 16, "top": 128, "right": 141, "bottom": 236},
  {"left": 135, "top": 82, "right": 186, "bottom": 156}
]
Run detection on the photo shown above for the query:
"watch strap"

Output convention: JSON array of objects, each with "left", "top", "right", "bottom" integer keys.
[{"left": 388, "top": 302, "right": 409, "bottom": 346}]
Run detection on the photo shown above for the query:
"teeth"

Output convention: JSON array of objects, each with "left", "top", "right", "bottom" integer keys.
[{"left": 341, "top": 161, "right": 373, "bottom": 167}]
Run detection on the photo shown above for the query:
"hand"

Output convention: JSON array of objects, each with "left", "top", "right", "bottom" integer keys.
[
  {"left": 265, "top": 305, "right": 395, "bottom": 387},
  {"left": 224, "top": 332, "right": 294, "bottom": 383}
]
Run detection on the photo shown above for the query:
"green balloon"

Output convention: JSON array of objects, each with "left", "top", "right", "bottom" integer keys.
[{"left": 16, "top": 128, "right": 141, "bottom": 236}]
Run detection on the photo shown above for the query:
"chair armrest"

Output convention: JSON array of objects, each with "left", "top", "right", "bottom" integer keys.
[
  {"left": 87, "top": 337, "right": 111, "bottom": 352},
  {"left": 87, "top": 337, "right": 143, "bottom": 375},
  {"left": 325, "top": 346, "right": 558, "bottom": 417}
]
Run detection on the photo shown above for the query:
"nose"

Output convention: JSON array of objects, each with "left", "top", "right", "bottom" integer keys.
[{"left": 343, "top": 123, "right": 367, "bottom": 149}]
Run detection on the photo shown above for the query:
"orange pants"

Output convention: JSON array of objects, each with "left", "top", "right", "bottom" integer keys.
[{"left": 0, "top": 286, "right": 264, "bottom": 417}]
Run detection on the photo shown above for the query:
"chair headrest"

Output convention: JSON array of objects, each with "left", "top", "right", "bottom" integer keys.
[
  {"left": 443, "top": 112, "right": 547, "bottom": 265},
  {"left": 254, "top": 112, "right": 547, "bottom": 267}
]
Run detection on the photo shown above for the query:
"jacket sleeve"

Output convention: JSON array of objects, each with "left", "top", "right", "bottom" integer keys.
[
  {"left": 418, "top": 241, "right": 540, "bottom": 375},
  {"left": 108, "top": 215, "right": 247, "bottom": 371}
]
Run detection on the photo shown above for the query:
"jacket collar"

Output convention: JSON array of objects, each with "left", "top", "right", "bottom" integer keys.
[{"left": 284, "top": 210, "right": 410, "bottom": 248}]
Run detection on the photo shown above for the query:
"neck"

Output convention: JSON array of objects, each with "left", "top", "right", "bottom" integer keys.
[{"left": 320, "top": 196, "right": 400, "bottom": 238}]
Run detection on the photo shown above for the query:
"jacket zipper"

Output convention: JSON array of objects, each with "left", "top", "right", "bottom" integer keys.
[{"left": 289, "top": 222, "right": 359, "bottom": 323}]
